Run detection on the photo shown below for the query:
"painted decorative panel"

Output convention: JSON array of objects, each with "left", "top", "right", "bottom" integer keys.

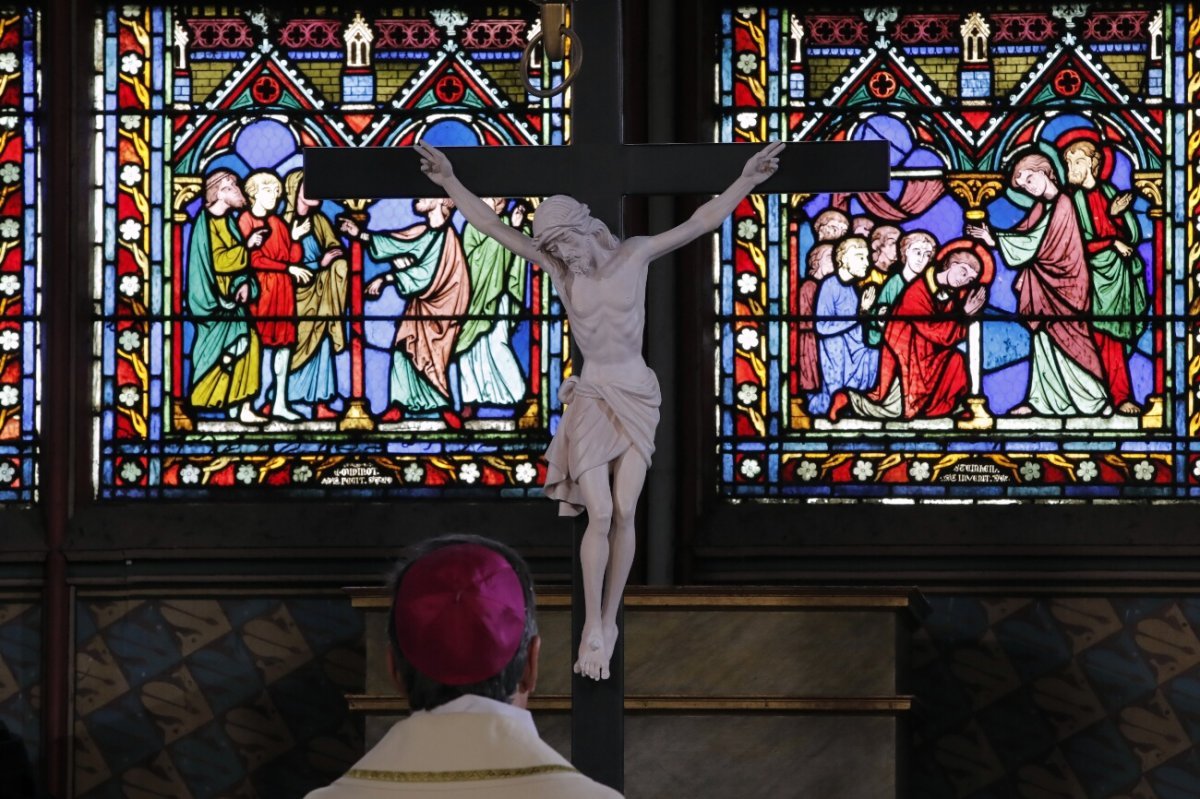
[
  {"left": 73, "top": 595, "right": 363, "bottom": 797},
  {"left": 717, "top": 5, "right": 1198, "bottom": 499},
  {"left": 913, "top": 596, "right": 1200, "bottom": 797},
  {"left": 94, "top": 5, "right": 569, "bottom": 499},
  {"left": 0, "top": 599, "right": 40, "bottom": 778},
  {"left": 0, "top": 8, "right": 39, "bottom": 504}
]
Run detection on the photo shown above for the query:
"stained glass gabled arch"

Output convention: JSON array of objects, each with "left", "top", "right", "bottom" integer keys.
[
  {"left": 716, "top": 4, "right": 1190, "bottom": 500},
  {"left": 94, "top": 4, "right": 571, "bottom": 499}
]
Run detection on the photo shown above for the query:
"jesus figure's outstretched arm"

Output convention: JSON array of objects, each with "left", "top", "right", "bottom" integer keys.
[
  {"left": 633, "top": 140, "right": 784, "bottom": 263},
  {"left": 415, "top": 141, "right": 544, "bottom": 266}
]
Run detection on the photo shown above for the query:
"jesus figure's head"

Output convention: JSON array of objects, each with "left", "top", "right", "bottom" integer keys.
[{"left": 531, "top": 195, "right": 618, "bottom": 276}]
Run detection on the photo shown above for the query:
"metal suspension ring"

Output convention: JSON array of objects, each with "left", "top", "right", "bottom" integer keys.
[{"left": 520, "top": 24, "right": 583, "bottom": 99}]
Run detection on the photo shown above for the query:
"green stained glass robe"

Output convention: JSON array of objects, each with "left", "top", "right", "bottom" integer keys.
[
  {"left": 187, "top": 210, "right": 261, "bottom": 409},
  {"left": 367, "top": 224, "right": 469, "bottom": 412}
]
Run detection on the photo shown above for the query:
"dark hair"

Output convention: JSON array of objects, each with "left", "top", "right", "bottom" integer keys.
[{"left": 386, "top": 534, "right": 538, "bottom": 711}]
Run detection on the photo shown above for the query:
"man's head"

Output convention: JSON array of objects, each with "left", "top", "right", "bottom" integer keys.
[
  {"left": 283, "top": 168, "right": 321, "bottom": 222},
  {"left": 532, "top": 195, "right": 618, "bottom": 275},
  {"left": 899, "top": 231, "right": 937, "bottom": 275},
  {"left": 1063, "top": 140, "right": 1101, "bottom": 187},
  {"left": 414, "top": 197, "right": 456, "bottom": 228},
  {"left": 204, "top": 169, "right": 246, "bottom": 211},
  {"left": 851, "top": 215, "right": 875, "bottom": 238},
  {"left": 243, "top": 170, "right": 283, "bottom": 212},
  {"left": 936, "top": 250, "right": 983, "bottom": 289},
  {"left": 869, "top": 225, "right": 901, "bottom": 271},
  {"left": 807, "top": 242, "right": 835, "bottom": 279},
  {"left": 835, "top": 236, "right": 870, "bottom": 279},
  {"left": 933, "top": 239, "right": 992, "bottom": 293},
  {"left": 1010, "top": 153, "right": 1058, "bottom": 198},
  {"left": 813, "top": 209, "right": 849, "bottom": 242},
  {"left": 387, "top": 535, "right": 540, "bottom": 711}
]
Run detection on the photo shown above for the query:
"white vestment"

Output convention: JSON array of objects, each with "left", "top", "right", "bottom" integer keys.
[{"left": 306, "top": 696, "right": 621, "bottom": 798}]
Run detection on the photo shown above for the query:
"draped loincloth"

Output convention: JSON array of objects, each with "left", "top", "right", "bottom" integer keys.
[{"left": 543, "top": 367, "right": 661, "bottom": 516}]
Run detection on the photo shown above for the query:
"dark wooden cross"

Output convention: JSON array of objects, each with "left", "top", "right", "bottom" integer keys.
[{"left": 305, "top": 3, "right": 887, "bottom": 791}]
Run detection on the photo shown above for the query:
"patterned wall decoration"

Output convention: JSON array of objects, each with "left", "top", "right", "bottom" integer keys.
[
  {"left": 63, "top": 593, "right": 1200, "bottom": 796},
  {"left": 73, "top": 595, "right": 363, "bottom": 797},
  {"left": 0, "top": 8, "right": 40, "bottom": 504},
  {"left": 913, "top": 596, "right": 1200, "bottom": 798},
  {"left": 716, "top": 4, "right": 1197, "bottom": 501},
  {"left": 94, "top": 4, "right": 570, "bottom": 500},
  {"left": 0, "top": 598, "right": 41, "bottom": 775}
]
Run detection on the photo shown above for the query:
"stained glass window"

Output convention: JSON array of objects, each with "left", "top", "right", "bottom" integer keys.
[
  {"left": 0, "top": 8, "right": 38, "bottom": 504},
  {"left": 94, "top": 5, "right": 570, "bottom": 498},
  {"left": 716, "top": 4, "right": 1197, "bottom": 499}
]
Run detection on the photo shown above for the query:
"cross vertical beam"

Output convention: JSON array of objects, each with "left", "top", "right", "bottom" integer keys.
[
  {"left": 564, "top": 2, "right": 624, "bottom": 789},
  {"left": 572, "top": 519, "right": 623, "bottom": 789}
]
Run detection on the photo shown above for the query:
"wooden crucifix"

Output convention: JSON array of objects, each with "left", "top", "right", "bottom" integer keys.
[{"left": 305, "top": 3, "right": 888, "bottom": 792}]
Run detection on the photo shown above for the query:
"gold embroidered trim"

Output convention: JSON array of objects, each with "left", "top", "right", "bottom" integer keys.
[{"left": 347, "top": 765, "right": 578, "bottom": 783}]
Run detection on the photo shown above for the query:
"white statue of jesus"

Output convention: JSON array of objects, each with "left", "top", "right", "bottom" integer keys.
[{"left": 417, "top": 140, "right": 784, "bottom": 680}]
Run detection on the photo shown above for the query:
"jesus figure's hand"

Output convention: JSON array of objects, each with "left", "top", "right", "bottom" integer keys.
[
  {"left": 416, "top": 141, "right": 455, "bottom": 187},
  {"left": 741, "top": 140, "right": 785, "bottom": 185},
  {"left": 1110, "top": 192, "right": 1133, "bottom": 216},
  {"left": 1113, "top": 240, "right": 1134, "bottom": 257}
]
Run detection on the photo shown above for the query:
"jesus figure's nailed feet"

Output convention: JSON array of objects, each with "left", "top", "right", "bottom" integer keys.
[
  {"left": 603, "top": 621, "right": 619, "bottom": 666},
  {"left": 574, "top": 623, "right": 610, "bottom": 681}
]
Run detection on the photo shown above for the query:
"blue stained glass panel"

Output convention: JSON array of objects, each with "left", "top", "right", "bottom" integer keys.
[
  {"left": 716, "top": 4, "right": 1197, "bottom": 500},
  {"left": 94, "top": 6, "right": 572, "bottom": 498}
]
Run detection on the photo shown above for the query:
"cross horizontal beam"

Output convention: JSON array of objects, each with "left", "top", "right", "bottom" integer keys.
[{"left": 303, "top": 140, "right": 890, "bottom": 200}]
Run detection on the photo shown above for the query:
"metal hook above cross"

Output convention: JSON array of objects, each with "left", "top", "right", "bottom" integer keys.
[{"left": 521, "top": 0, "right": 583, "bottom": 98}]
